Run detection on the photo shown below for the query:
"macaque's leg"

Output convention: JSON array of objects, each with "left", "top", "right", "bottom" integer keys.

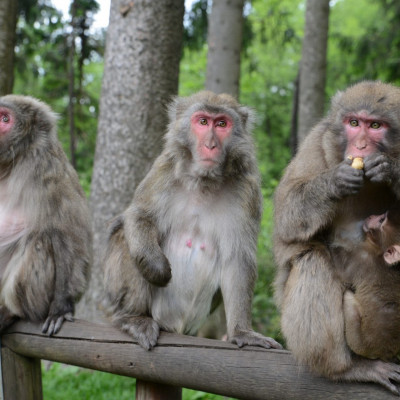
[
  {"left": 281, "top": 247, "right": 352, "bottom": 376},
  {"left": 343, "top": 290, "right": 365, "bottom": 356},
  {"left": 222, "top": 260, "right": 282, "bottom": 349},
  {"left": 103, "top": 222, "right": 159, "bottom": 350}
]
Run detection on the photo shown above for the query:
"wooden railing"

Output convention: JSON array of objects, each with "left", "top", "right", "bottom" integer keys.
[{"left": 0, "top": 319, "right": 396, "bottom": 400}]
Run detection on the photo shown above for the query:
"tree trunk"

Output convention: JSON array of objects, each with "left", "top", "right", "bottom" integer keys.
[
  {"left": 206, "top": 0, "right": 245, "bottom": 98},
  {"left": 0, "top": 0, "right": 18, "bottom": 96},
  {"left": 76, "top": 0, "right": 185, "bottom": 321},
  {"left": 297, "top": 0, "right": 330, "bottom": 144}
]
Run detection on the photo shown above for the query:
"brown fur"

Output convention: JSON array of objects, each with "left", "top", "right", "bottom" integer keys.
[
  {"left": 0, "top": 95, "right": 91, "bottom": 335},
  {"left": 274, "top": 81, "right": 400, "bottom": 394},
  {"left": 333, "top": 211, "right": 400, "bottom": 361},
  {"left": 103, "top": 91, "right": 282, "bottom": 351}
]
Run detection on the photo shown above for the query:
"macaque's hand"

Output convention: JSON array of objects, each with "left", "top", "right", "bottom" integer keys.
[
  {"left": 329, "top": 158, "right": 364, "bottom": 198},
  {"left": 136, "top": 250, "right": 172, "bottom": 287},
  {"left": 229, "top": 329, "right": 283, "bottom": 350},
  {"left": 364, "top": 153, "right": 394, "bottom": 184}
]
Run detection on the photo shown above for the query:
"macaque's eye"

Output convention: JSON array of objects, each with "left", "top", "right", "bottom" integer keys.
[
  {"left": 349, "top": 119, "right": 358, "bottom": 127},
  {"left": 1, "top": 115, "right": 9, "bottom": 123},
  {"left": 370, "top": 121, "right": 381, "bottom": 129},
  {"left": 199, "top": 118, "right": 208, "bottom": 125},
  {"left": 217, "top": 120, "right": 227, "bottom": 127}
]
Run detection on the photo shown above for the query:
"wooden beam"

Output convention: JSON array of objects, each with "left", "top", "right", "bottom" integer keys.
[
  {"left": 1, "top": 319, "right": 397, "bottom": 400},
  {"left": 1, "top": 344, "right": 42, "bottom": 400},
  {"left": 136, "top": 380, "right": 182, "bottom": 400}
]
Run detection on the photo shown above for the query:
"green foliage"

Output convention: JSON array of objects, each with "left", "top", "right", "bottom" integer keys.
[
  {"left": 13, "top": 0, "right": 104, "bottom": 195},
  {"left": 42, "top": 363, "right": 233, "bottom": 400},
  {"left": 42, "top": 363, "right": 136, "bottom": 400},
  {"left": 253, "top": 196, "right": 284, "bottom": 344}
]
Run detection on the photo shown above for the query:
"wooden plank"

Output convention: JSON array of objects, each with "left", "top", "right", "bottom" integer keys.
[
  {"left": 136, "top": 380, "right": 182, "bottom": 400},
  {"left": 2, "top": 320, "right": 397, "bottom": 400},
  {"left": 1, "top": 345, "right": 42, "bottom": 400}
]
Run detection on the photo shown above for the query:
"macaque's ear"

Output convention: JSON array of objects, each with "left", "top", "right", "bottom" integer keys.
[{"left": 384, "top": 245, "right": 400, "bottom": 265}]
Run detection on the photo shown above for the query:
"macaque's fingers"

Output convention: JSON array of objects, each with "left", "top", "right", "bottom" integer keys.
[
  {"left": 331, "top": 162, "right": 364, "bottom": 198},
  {"left": 125, "top": 316, "right": 160, "bottom": 350},
  {"left": 230, "top": 330, "right": 283, "bottom": 350}
]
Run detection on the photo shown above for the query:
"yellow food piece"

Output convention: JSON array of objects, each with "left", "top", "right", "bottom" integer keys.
[{"left": 351, "top": 157, "right": 364, "bottom": 170}]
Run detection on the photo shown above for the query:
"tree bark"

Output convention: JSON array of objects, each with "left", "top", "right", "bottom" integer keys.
[
  {"left": 76, "top": 0, "right": 185, "bottom": 321},
  {"left": 297, "top": 0, "right": 330, "bottom": 145},
  {"left": 206, "top": 0, "right": 245, "bottom": 98},
  {"left": 0, "top": 0, "right": 18, "bottom": 95}
]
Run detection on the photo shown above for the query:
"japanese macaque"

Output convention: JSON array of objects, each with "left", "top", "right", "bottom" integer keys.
[
  {"left": 0, "top": 95, "right": 91, "bottom": 335},
  {"left": 335, "top": 209, "right": 400, "bottom": 362},
  {"left": 103, "top": 91, "right": 282, "bottom": 351},
  {"left": 274, "top": 81, "right": 400, "bottom": 394}
]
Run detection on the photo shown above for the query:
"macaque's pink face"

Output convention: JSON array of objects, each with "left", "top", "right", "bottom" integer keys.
[
  {"left": 363, "top": 212, "right": 388, "bottom": 246},
  {"left": 344, "top": 111, "right": 388, "bottom": 158},
  {"left": 191, "top": 111, "right": 233, "bottom": 168},
  {"left": 0, "top": 108, "right": 14, "bottom": 136}
]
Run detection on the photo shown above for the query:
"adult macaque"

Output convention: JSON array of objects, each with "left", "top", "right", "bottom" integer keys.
[
  {"left": 274, "top": 81, "right": 400, "bottom": 394},
  {"left": 103, "top": 91, "right": 282, "bottom": 351},
  {"left": 336, "top": 209, "right": 400, "bottom": 361},
  {"left": 0, "top": 95, "right": 91, "bottom": 335}
]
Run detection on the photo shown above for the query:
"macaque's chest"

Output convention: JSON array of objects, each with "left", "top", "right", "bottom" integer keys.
[{"left": 151, "top": 191, "right": 239, "bottom": 334}]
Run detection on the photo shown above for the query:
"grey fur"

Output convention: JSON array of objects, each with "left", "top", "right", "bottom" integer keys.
[
  {"left": 274, "top": 81, "right": 400, "bottom": 395},
  {"left": 103, "top": 91, "right": 282, "bottom": 350},
  {"left": 0, "top": 95, "right": 91, "bottom": 335}
]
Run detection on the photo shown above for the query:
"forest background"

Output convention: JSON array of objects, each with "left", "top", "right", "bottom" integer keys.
[{"left": 2, "top": 0, "right": 400, "bottom": 398}]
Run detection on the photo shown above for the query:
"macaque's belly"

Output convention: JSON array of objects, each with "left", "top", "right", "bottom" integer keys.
[{"left": 151, "top": 227, "right": 221, "bottom": 335}]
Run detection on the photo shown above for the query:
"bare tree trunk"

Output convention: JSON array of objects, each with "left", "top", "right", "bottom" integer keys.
[
  {"left": 0, "top": 0, "right": 18, "bottom": 95},
  {"left": 206, "top": 0, "right": 245, "bottom": 98},
  {"left": 76, "top": 0, "right": 185, "bottom": 322},
  {"left": 297, "top": 0, "right": 330, "bottom": 144}
]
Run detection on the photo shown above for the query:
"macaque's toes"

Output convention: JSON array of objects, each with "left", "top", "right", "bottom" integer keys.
[
  {"left": 230, "top": 330, "right": 283, "bottom": 350},
  {"left": 42, "top": 313, "right": 72, "bottom": 336}
]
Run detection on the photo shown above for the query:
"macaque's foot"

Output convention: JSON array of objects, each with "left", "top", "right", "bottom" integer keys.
[
  {"left": 42, "top": 312, "right": 74, "bottom": 336},
  {"left": 122, "top": 316, "right": 160, "bottom": 350},
  {"left": 333, "top": 358, "right": 400, "bottom": 396},
  {"left": 230, "top": 329, "right": 282, "bottom": 349},
  {"left": 371, "top": 361, "right": 400, "bottom": 395}
]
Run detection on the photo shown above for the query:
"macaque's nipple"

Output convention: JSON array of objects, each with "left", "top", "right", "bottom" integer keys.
[{"left": 185, "top": 239, "right": 206, "bottom": 251}]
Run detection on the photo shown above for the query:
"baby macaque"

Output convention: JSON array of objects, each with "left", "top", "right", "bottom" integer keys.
[
  {"left": 334, "top": 209, "right": 400, "bottom": 361},
  {"left": 0, "top": 95, "right": 91, "bottom": 335}
]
